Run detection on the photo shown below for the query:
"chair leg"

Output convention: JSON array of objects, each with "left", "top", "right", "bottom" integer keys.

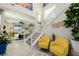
[{"left": 48, "top": 40, "right": 51, "bottom": 51}]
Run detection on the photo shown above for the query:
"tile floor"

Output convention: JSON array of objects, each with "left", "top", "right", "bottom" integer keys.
[{"left": 6, "top": 40, "right": 49, "bottom": 56}]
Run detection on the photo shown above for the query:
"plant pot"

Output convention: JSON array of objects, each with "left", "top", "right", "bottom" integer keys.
[
  {"left": 71, "top": 39, "right": 79, "bottom": 52},
  {"left": 0, "top": 42, "right": 7, "bottom": 55}
]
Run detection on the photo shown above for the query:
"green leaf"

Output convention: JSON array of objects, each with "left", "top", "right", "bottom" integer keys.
[
  {"left": 64, "top": 3, "right": 79, "bottom": 41},
  {"left": 73, "top": 38, "right": 79, "bottom": 41},
  {"left": 72, "top": 17, "right": 77, "bottom": 21},
  {"left": 73, "top": 33, "right": 79, "bottom": 38}
]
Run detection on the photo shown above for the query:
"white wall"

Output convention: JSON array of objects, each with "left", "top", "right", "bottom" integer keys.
[
  {"left": 0, "top": 14, "right": 1, "bottom": 30},
  {"left": 52, "top": 27, "right": 73, "bottom": 40},
  {"left": 44, "top": 22, "right": 73, "bottom": 40},
  {"left": 44, "top": 3, "right": 73, "bottom": 40},
  {"left": 43, "top": 23, "right": 53, "bottom": 38}
]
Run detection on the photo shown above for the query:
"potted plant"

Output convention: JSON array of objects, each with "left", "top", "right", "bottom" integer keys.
[
  {"left": 64, "top": 3, "right": 79, "bottom": 52},
  {"left": 0, "top": 33, "right": 11, "bottom": 55}
]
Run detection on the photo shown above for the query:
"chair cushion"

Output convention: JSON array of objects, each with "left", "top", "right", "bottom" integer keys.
[
  {"left": 50, "top": 45, "right": 65, "bottom": 55},
  {"left": 49, "top": 37, "right": 69, "bottom": 56},
  {"left": 38, "top": 35, "right": 50, "bottom": 49}
]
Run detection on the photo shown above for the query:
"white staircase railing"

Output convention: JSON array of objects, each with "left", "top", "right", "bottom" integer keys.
[
  {"left": 31, "top": 32, "right": 44, "bottom": 46},
  {"left": 43, "top": 4, "right": 70, "bottom": 31},
  {"left": 25, "top": 24, "right": 44, "bottom": 46}
]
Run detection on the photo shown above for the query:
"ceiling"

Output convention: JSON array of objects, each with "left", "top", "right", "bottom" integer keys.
[
  {"left": 0, "top": 3, "right": 35, "bottom": 23},
  {"left": 0, "top": 3, "right": 68, "bottom": 24}
]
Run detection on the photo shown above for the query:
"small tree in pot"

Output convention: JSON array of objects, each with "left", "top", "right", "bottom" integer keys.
[{"left": 64, "top": 3, "right": 79, "bottom": 52}]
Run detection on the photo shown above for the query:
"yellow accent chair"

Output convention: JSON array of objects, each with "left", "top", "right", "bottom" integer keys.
[
  {"left": 38, "top": 35, "right": 50, "bottom": 49},
  {"left": 49, "top": 37, "right": 69, "bottom": 56}
]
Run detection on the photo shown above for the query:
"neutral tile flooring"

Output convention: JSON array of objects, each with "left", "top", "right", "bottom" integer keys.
[{"left": 6, "top": 40, "right": 49, "bottom": 56}]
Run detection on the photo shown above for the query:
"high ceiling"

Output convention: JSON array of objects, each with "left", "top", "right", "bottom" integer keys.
[
  {"left": 0, "top": 3, "right": 35, "bottom": 23},
  {"left": 0, "top": 3, "right": 54, "bottom": 24}
]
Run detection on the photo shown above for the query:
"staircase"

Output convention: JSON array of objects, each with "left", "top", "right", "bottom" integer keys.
[
  {"left": 26, "top": 3, "right": 70, "bottom": 47},
  {"left": 26, "top": 24, "right": 44, "bottom": 46},
  {"left": 31, "top": 32, "right": 43, "bottom": 46}
]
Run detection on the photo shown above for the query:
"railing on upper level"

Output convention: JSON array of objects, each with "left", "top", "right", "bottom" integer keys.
[{"left": 43, "top": 4, "right": 70, "bottom": 31}]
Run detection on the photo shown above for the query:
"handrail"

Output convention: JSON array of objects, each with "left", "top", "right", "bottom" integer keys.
[
  {"left": 31, "top": 32, "right": 44, "bottom": 46},
  {"left": 44, "top": 5, "right": 56, "bottom": 20},
  {"left": 25, "top": 30, "right": 35, "bottom": 41},
  {"left": 43, "top": 5, "right": 69, "bottom": 31}
]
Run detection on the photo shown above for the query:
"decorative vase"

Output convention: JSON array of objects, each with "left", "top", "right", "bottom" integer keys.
[{"left": 0, "top": 42, "right": 7, "bottom": 55}]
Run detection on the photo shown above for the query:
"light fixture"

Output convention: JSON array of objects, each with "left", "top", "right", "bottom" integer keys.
[{"left": 37, "top": 13, "right": 41, "bottom": 23}]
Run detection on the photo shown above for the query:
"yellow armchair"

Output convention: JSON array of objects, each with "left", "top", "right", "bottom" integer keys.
[
  {"left": 49, "top": 37, "right": 69, "bottom": 56},
  {"left": 38, "top": 35, "right": 50, "bottom": 49}
]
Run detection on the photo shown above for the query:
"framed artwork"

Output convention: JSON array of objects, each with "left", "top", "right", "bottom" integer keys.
[{"left": 16, "top": 3, "right": 33, "bottom": 11}]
